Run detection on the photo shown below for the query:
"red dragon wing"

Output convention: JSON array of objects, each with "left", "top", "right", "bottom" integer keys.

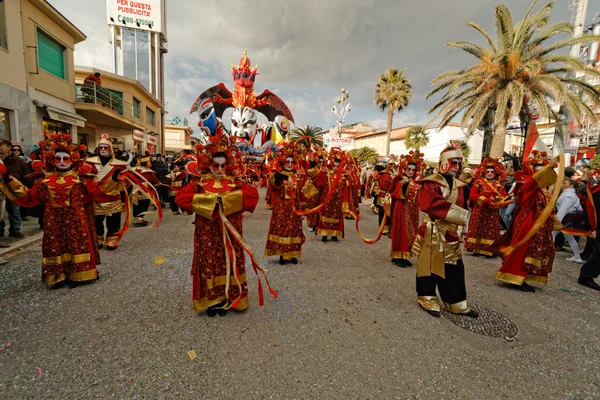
[
  {"left": 255, "top": 90, "right": 295, "bottom": 123},
  {"left": 189, "top": 83, "right": 233, "bottom": 118}
]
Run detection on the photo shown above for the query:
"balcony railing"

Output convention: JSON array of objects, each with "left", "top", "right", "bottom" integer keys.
[{"left": 76, "top": 82, "right": 141, "bottom": 125}]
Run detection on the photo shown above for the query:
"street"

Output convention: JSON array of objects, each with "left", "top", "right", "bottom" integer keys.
[{"left": 1, "top": 188, "right": 599, "bottom": 399}]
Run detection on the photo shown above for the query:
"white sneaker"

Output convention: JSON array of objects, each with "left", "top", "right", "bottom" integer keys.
[{"left": 566, "top": 256, "right": 584, "bottom": 264}]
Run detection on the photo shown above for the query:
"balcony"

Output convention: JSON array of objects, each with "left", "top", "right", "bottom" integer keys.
[{"left": 75, "top": 82, "right": 145, "bottom": 130}]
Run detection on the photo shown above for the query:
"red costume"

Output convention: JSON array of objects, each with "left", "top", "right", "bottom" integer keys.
[
  {"left": 0, "top": 133, "right": 124, "bottom": 287},
  {"left": 465, "top": 158, "right": 508, "bottom": 257},
  {"left": 264, "top": 144, "right": 305, "bottom": 263},
  {"left": 175, "top": 136, "right": 268, "bottom": 315},
  {"left": 495, "top": 152, "right": 557, "bottom": 288},
  {"left": 389, "top": 152, "right": 424, "bottom": 266},
  {"left": 317, "top": 151, "right": 346, "bottom": 240}
]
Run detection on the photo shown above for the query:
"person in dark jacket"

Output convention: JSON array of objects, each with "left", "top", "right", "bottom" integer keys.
[
  {"left": 1, "top": 144, "right": 30, "bottom": 238},
  {"left": 578, "top": 185, "right": 600, "bottom": 291}
]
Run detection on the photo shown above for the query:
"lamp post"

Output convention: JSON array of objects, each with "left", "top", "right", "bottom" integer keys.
[{"left": 331, "top": 88, "right": 351, "bottom": 138}]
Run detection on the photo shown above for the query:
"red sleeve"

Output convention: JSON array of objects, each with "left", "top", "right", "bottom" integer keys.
[
  {"left": 144, "top": 172, "right": 160, "bottom": 185},
  {"left": 12, "top": 182, "right": 43, "bottom": 208},
  {"left": 312, "top": 171, "right": 327, "bottom": 189},
  {"left": 380, "top": 173, "right": 393, "bottom": 192},
  {"left": 239, "top": 182, "right": 259, "bottom": 213},
  {"left": 418, "top": 182, "right": 452, "bottom": 220},
  {"left": 175, "top": 181, "right": 197, "bottom": 213},
  {"left": 469, "top": 181, "right": 482, "bottom": 202}
]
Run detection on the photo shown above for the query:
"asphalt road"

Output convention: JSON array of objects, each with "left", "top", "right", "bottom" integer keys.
[{"left": 1, "top": 188, "right": 599, "bottom": 399}]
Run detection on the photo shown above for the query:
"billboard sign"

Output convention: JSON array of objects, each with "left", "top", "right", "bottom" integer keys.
[
  {"left": 107, "top": 0, "right": 163, "bottom": 33},
  {"left": 329, "top": 136, "right": 355, "bottom": 150}
]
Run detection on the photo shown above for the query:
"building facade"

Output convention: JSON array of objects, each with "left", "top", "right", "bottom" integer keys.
[
  {"left": 164, "top": 123, "right": 193, "bottom": 155},
  {"left": 0, "top": 0, "right": 86, "bottom": 151},
  {"left": 74, "top": 67, "right": 161, "bottom": 154}
]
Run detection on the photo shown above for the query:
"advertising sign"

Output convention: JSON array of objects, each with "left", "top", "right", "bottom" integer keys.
[
  {"left": 133, "top": 130, "right": 145, "bottom": 141},
  {"left": 329, "top": 137, "right": 355, "bottom": 150},
  {"left": 107, "top": 0, "right": 163, "bottom": 33},
  {"left": 147, "top": 135, "right": 157, "bottom": 145}
]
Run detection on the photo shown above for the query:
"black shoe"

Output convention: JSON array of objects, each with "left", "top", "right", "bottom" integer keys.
[
  {"left": 68, "top": 281, "right": 79, "bottom": 289},
  {"left": 206, "top": 308, "right": 217, "bottom": 317},
  {"left": 279, "top": 256, "right": 285, "bottom": 265},
  {"left": 8, "top": 231, "right": 24, "bottom": 239},
  {"left": 424, "top": 309, "right": 441, "bottom": 318},
  {"left": 291, "top": 258, "right": 298, "bottom": 264},
  {"left": 517, "top": 282, "right": 536, "bottom": 293},
  {"left": 217, "top": 308, "right": 228, "bottom": 316},
  {"left": 578, "top": 278, "right": 600, "bottom": 291},
  {"left": 463, "top": 309, "right": 479, "bottom": 318},
  {"left": 322, "top": 236, "right": 328, "bottom": 242},
  {"left": 331, "top": 236, "right": 339, "bottom": 242}
]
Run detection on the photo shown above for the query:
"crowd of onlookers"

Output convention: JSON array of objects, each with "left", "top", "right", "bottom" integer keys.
[{"left": 0, "top": 138, "right": 186, "bottom": 248}]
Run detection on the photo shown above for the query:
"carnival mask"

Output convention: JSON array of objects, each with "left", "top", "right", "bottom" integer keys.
[
  {"left": 284, "top": 157, "right": 294, "bottom": 172},
  {"left": 405, "top": 163, "right": 416, "bottom": 178},
  {"left": 446, "top": 158, "right": 462, "bottom": 177},
  {"left": 210, "top": 156, "right": 227, "bottom": 177},
  {"left": 231, "top": 106, "right": 257, "bottom": 140},
  {"left": 198, "top": 98, "right": 217, "bottom": 136},
  {"left": 485, "top": 168, "right": 496, "bottom": 180},
  {"left": 55, "top": 151, "right": 72, "bottom": 171},
  {"left": 273, "top": 115, "right": 290, "bottom": 143},
  {"left": 99, "top": 144, "right": 111, "bottom": 157}
]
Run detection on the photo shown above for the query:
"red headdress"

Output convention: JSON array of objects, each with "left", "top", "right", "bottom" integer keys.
[
  {"left": 475, "top": 157, "right": 506, "bottom": 180},
  {"left": 327, "top": 147, "right": 345, "bottom": 169},
  {"left": 273, "top": 142, "right": 302, "bottom": 172},
  {"left": 187, "top": 136, "right": 239, "bottom": 177},
  {"left": 522, "top": 150, "right": 549, "bottom": 176},
  {"left": 398, "top": 150, "right": 426, "bottom": 176},
  {"left": 38, "top": 131, "right": 88, "bottom": 172}
]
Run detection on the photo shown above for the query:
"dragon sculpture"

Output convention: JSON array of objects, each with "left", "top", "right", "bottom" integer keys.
[{"left": 190, "top": 51, "right": 295, "bottom": 155}]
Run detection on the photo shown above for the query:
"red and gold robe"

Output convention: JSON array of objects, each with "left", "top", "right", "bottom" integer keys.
[
  {"left": 0, "top": 171, "right": 124, "bottom": 285},
  {"left": 389, "top": 176, "right": 420, "bottom": 259},
  {"left": 303, "top": 166, "right": 328, "bottom": 230},
  {"left": 175, "top": 174, "right": 259, "bottom": 312},
  {"left": 465, "top": 178, "right": 507, "bottom": 256},
  {"left": 317, "top": 172, "right": 346, "bottom": 237},
  {"left": 495, "top": 165, "right": 557, "bottom": 286},
  {"left": 265, "top": 171, "right": 305, "bottom": 259}
]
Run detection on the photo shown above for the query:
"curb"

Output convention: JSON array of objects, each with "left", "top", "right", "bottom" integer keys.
[{"left": 0, "top": 232, "right": 44, "bottom": 257}]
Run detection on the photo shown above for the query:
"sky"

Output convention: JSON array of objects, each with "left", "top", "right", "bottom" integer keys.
[{"left": 48, "top": 0, "right": 597, "bottom": 135}]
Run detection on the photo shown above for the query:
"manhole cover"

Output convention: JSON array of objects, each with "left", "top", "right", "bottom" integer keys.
[{"left": 441, "top": 304, "right": 518, "bottom": 341}]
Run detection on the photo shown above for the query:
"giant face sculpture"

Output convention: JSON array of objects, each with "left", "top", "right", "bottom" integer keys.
[
  {"left": 197, "top": 98, "right": 217, "bottom": 136},
  {"left": 231, "top": 106, "right": 257, "bottom": 140}
]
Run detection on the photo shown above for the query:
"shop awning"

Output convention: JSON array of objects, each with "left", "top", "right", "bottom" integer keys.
[
  {"left": 46, "top": 106, "right": 87, "bottom": 128},
  {"left": 576, "top": 147, "right": 597, "bottom": 161}
]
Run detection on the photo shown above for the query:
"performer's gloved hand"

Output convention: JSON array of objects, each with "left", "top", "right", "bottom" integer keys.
[
  {"left": 112, "top": 168, "right": 122, "bottom": 182},
  {"left": 274, "top": 172, "right": 288, "bottom": 186}
]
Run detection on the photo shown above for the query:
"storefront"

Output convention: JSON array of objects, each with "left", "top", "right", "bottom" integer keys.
[
  {"left": 147, "top": 133, "right": 157, "bottom": 154},
  {"left": 42, "top": 105, "right": 86, "bottom": 137},
  {"left": 133, "top": 129, "right": 145, "bottom": 155}
]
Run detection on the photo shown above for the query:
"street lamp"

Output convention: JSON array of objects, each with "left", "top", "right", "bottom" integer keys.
[{"left": 331, "top": 88, "right": 351, "bottom": 138}]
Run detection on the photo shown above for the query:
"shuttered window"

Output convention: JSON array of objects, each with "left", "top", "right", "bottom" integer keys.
[{"left": 37, "top": 29, "right": 65, "bottom": 79}]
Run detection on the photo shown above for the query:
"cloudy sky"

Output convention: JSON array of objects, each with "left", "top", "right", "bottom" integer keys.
[{"left": 49, "top": 0, "right": 595, "bottom": 133}]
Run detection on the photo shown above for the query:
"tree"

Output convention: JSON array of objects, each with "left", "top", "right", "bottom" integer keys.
[
  {"left": 458, "top": 140, "right": 471, "bottom": 162},
  {"left": 374, "top": 68, "right": 413, "bottom": 156},
  {"left": 405, "top": 125, "right": 430, "bottom": 151},
  {"left": 348, "top": 146, "right": 379, "bottom": 165},
  {"left": 427, "top": 0, "right": 600, "bottom": 158},
  {"left": 589, "top": 155, "right": 600, "bottom": 170},
  {"left": 290, "top": 125, "right": 324, "bottom": 149}
]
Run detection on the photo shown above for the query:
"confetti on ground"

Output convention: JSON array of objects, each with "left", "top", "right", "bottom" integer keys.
[
  {"left": 35, "top": 366, "right": 46, "bottom": 382},
  {"left": 187, "top": 350, "right": 197, "bottom": 360},
  {"left": 155, "top": 255, "right": 166, "bottom": 265},
  {"left": 559, "top": 288, "right": 587, "bottom": 296}
]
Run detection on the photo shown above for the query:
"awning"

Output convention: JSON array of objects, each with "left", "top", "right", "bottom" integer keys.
[{"left": 46, "top": 106, "right": 87, "bottom": 127}]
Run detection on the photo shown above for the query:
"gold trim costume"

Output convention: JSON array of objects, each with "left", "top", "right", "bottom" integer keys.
[{"left": 411, "top": 141, "right": 477, "bottom": 318}]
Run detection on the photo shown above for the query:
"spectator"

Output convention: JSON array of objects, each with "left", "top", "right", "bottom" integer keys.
[
  {"left": 553, "top": 179, "right": 585, "bottom": 263},
  {"left": 1, "top": 144, "right": 31, "bottom": 238},
  {"left": 0, "top": 140, "right": 12, "bottom": 248}
]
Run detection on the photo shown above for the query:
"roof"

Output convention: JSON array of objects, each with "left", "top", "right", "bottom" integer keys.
[
  {"left": 31, "top": 0, "right": 86, "bottom": 43},
  {"left": 353, "top": 122, "right": 469, "bottom": 141}
]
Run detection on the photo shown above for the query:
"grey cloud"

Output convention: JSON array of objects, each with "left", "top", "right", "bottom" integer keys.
[{"left": 49, "top": 0, "right": 582, "bottom": 130}]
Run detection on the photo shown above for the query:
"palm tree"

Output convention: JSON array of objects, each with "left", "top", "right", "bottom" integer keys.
[
  {"left": 405, "top": 125, "right": 430, "bottom": 151},
  {"left": 427, "top": 0, "right": 600, "bottom": 158},
  {"left": 458, "top": 140, "right": 471, "bottom": 161},
  {"left": 290, "top": 125, "right": 324, "bottom": 149},
  {"left": 349, "top": 146, "right": 379, "bottom": 165},
  {"left": 374, "top": 68, "right": 413, "bottom": 156}
]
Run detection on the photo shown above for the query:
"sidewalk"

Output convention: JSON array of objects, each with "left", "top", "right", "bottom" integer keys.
[{"left": 0, "top": 216, "right": 44, "bottom": 258}]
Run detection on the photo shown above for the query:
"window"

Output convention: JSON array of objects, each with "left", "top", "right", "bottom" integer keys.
[
  {"left": 122, "top": 28, "right": 150, "bottom": 91},
  {"left": 146, "top": 107, "right": 155, "bottom": 126},
  {"left": 109, "top": 90, "right": 123, "bottom": 115},
  {"left": 133, "top": 97, "right": 141, "bottom": 119},
  {"left": 0, "top": 0, "right": 7, "bottom": 50},
  {"left": 0, "top": 107, "right": 12, "bottom": 140},
  {"left": 37, "top": 29, "right": 65, "bottom": 79}
]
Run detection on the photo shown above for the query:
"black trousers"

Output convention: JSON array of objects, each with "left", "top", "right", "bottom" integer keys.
[
  {"left": 579, "top": 233, "right": 600, "bottom": 280},
  {"left": 416, "top": 259, "right": 468, "bottom": 305},
  {"left": 95, "top": 212, "right": 121, "bottom": 238},
  {"left": 133, "top": 199, "right": 150, "bottom": 218},
  {"left": 170, "top": 197, "right": 182, "bottom": 213}
]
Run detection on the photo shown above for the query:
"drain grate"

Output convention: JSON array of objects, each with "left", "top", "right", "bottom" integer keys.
[{"left": 441, "top": 304, "right": 518, "bottom": 341}]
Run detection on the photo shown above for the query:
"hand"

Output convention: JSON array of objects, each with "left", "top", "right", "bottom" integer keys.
[
  {"left": 590, "top": 231, "right": 597, "bottom": 239},
  {"left": 112, "top": 168, "right": 122, "bottom": 182}
]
